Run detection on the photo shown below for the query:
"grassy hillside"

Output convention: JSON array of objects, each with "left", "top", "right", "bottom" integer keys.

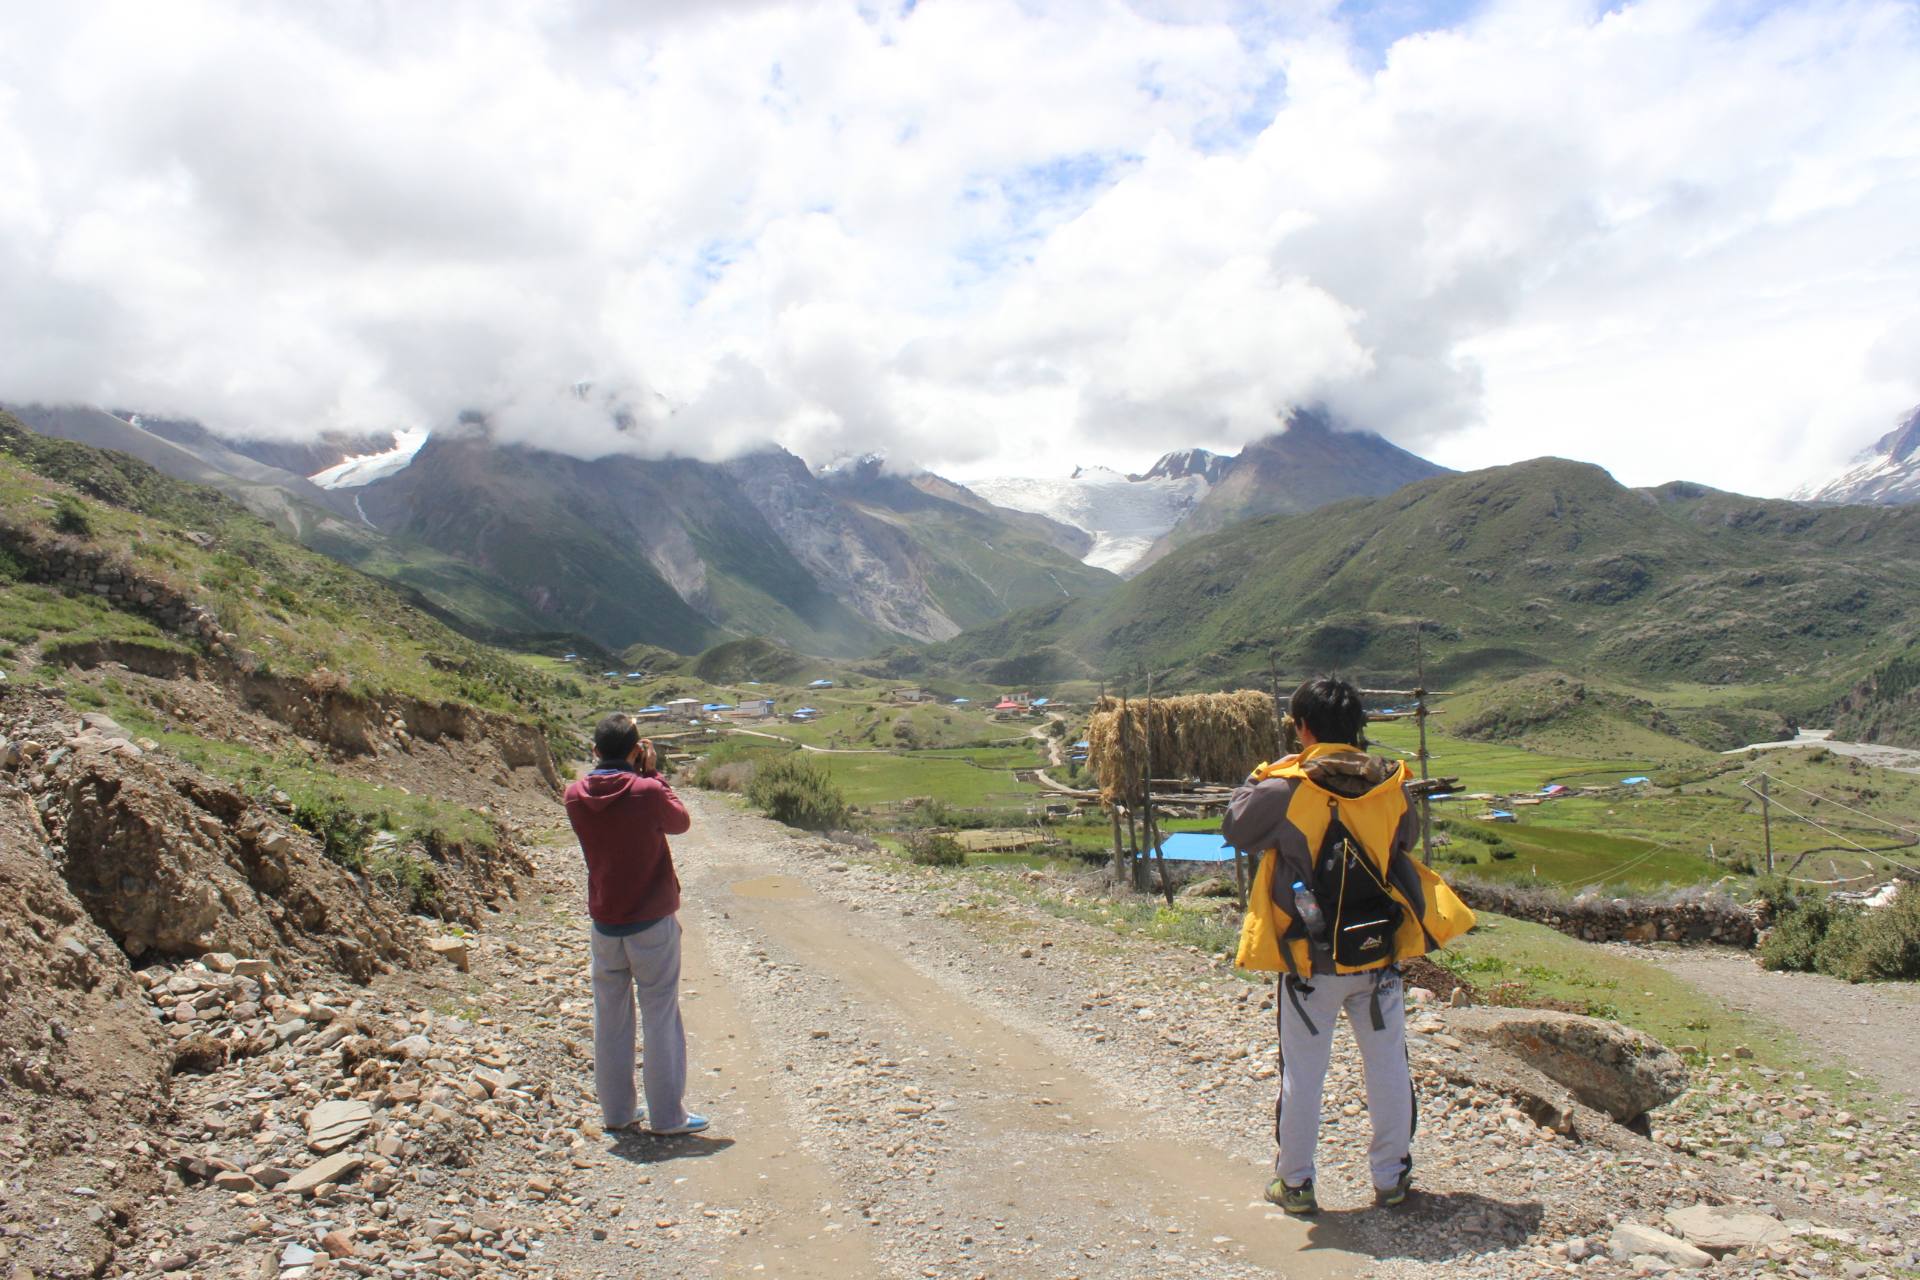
[
  {"left": 932, "top": 458, "right": 1920, "bottom": 700},
  {"left": 0, "top": 411, "right": 581, "bottom": 721}
]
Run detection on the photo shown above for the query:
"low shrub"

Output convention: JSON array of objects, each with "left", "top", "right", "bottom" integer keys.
[
  {"left": 905, "top": 830, "right": 966, "bottom": 867},
  {"left": 290, "top": 796, "right": 375, "bottom": 865},
  {"left": 363, "top": 848, "right": 442, "bottom": 915},
  {"left": 746, "top": 755, "right": 851, "bottom": 831},
  {"left": 1761, "top": 884, "right": 1920, "bottom": 981},
  {"left": 53, "top": 495, "right": 93, "bottom": 537},
  {"left": 1847, "top": 887, "right": 1920, "bottom": 980}
]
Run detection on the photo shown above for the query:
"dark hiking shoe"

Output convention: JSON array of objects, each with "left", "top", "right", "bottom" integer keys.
[
  {"left": 1374, "top": 1168, "right": 1411, "bottom": 1208},
  {"left": 1266, "top": 1177, "right": 1317, "bottom": 1215}
]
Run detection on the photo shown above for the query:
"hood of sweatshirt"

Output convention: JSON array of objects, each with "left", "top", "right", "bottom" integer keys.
[
  {"left": 1298, "top": 745, "right": 1402, "bottom": 798},
  {"left": 569, "top": 767, "right": 655, "bottom": 811}
]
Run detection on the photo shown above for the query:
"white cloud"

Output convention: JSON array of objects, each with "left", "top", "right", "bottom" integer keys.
[{"left": 0, "top": 0, "right": 1915, "bottom": 496}]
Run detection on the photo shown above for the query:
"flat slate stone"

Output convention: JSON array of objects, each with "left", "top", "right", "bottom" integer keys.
[
  {"left": 281, "top": 1152, "right": 364, "bottom": 1195},
  {"left": 1664, "top": 1203, "right": 1790, "bottom": 1255}
]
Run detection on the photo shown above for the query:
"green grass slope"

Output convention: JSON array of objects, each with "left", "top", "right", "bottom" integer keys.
[{"left": 0, "top": 411, "right": 579, "bottom": 720}]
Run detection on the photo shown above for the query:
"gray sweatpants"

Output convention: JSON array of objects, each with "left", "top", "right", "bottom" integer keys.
[
  {"left": 590, "top": 917, "right": 688, "bottom": 1131},
  {"left": 1275, "top": 966, "right": 1414, "bottom": 1190}
]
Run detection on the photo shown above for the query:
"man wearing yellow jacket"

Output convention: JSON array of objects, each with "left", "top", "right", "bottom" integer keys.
[{"left": 1223, "top": 677, "right": 1475, "bottom": 1215}]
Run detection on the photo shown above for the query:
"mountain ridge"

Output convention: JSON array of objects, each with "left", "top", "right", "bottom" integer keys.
[
  {"left": 931, "top": 455, "right": 1920, "bottom": 697},
  {"left": 1794, "top": 404, "right": 1920, "bottom": 506},
  {"left": 972, "top": 408, "right": 1450, "bottom": 576}
]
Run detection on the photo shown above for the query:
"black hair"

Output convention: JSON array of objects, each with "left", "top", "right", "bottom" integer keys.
[
  {"left": 1289, "top": 676, "right": 1367, "bottom": 746},
  {"left": 593, "top": 712, "right": 641, "bottom": 762}
]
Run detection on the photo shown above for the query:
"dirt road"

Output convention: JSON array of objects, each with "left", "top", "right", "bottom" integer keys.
[
  {"left": 542, "top": 792, "right": 1361, "bottom": 1279},
  {"left": 1626, "top": 946, "right": 1920, "bottom": 1103}
]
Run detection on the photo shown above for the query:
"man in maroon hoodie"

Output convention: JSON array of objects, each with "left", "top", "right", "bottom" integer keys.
[{"left": 564, "top": 713, "right": 706, "bottom": 1135}]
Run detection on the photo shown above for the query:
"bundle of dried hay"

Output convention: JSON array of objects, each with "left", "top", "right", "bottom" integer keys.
[{"left": 1086, "top": 689, "right": 1283, "bottom": 802}]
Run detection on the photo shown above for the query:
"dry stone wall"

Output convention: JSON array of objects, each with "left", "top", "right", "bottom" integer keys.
[{"left": 1454, "top": 878, "right": 1759, "bottom": 948}]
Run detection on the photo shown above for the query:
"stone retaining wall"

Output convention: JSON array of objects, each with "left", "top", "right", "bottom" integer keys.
[
  {"left": 1454, "top": 877, "right": 1759, "bottom": 948},
  {"left": 0, "top": 521, "right": 240, "bottom": 658}
]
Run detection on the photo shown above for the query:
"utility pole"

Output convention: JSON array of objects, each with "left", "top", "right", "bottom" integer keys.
[
  {"left": 1415, "top": 624, "right": 1434, "bottom": 866},
  {"left": 1760, "top": 774, "right": 1774, "bottom": 875}
]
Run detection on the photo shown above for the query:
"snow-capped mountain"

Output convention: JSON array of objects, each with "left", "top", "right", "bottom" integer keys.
[
  {"left": 310, "top": 428, "right": 432, "bottom": 489},
  {"left": 1795, "top": 406, "right": 1920, "bottom": 506},
  {"left": 969, "top": 456, "right": 1219, "bottom": 574}
]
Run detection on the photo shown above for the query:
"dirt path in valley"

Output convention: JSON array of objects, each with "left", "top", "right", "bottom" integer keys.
[
  {"left": 541, "top": 791, "right": 1363, "bottom": 1280},
  {"left": 1624, "top": 945, "right": 1920, "bottom": 1102}
]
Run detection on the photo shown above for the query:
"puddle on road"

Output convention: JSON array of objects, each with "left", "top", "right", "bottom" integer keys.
[{"left": 730, "top": 875, "right": 813, "bottom": 901}]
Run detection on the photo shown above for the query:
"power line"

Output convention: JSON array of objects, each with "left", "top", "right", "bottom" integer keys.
[
  {"left": 1757, "top": 773, "right": 1920, "bottom": 841},
  {"left": 1740, "top": 785, "right": 1920, "bottom": 879}
]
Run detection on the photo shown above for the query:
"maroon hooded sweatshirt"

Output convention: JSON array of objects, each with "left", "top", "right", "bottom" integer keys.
[{"left": 563, "top": 764, "right": 691, "bottom": 929}]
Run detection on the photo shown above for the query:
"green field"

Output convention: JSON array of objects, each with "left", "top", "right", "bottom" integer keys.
[
  {"left": 814, "top": 747, "right": 1047, "bottom": 812},
  {"left": 1367, "top": 719, "right": 1650, "bottom": 792}
]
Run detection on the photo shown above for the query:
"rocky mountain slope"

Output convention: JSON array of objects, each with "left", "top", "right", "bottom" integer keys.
[
  {"left": 351, "top": 433, "right": 1116, "bottom": 654},
  {"left": 971, "top": 408, "right": 1448, "bottom": 575},
  {"left": 1831, "top": 640, "right": 1920, "bottom": 749},
  {"left": 4, "top": 405, "right": 1117, "bottom": 656},
  {"left": 932, "top": 456, "right": 1920, "bottom": 693},
  {"left": 1795, "top": 405, "right": 1920, "bottom": 506},
  {"left": 1135, "top": 406, "right": 1452, "bottom": 568}
]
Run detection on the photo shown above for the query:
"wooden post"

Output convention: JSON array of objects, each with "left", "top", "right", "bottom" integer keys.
[
  {"left": 1415, "top": 626, "right": 1434, "bottom": 867},
  {"left": 1115, "top": 691, "right": 1140, "bottom": 890},
  {"left": 1145, "top": 669, "right": 1172, "bottom": 905},
  {"left": 1268, "top": 652, "right": 1284, "bottom": 760},
  {"left": 1760, "top": 774, "right": 1774, "bottom": 874},
  {"left": 1111, "top": 803, "right": 1126, "bottom": 886}
]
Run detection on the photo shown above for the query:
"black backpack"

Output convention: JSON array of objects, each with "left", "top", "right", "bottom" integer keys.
[{"left": 1311, "top": 807, "right": 1404, "bottom": 970}]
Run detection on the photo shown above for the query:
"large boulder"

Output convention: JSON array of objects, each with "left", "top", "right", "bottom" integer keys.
[{"left": 1442, "top": 1007, "right": 1687, "bottom": 1123}]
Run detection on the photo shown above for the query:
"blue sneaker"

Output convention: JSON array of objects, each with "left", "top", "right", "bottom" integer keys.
[{"left": 651, "top": 1114, "right": 709, "bottom": 1136}]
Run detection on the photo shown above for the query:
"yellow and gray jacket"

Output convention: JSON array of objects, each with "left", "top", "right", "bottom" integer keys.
[{"left": 1223, "top": 743, "right": 1475, "bottom": 978}]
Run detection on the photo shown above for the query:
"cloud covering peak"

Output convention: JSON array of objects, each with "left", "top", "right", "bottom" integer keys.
[{"left": 2, "top": 0, "right": 1917, "bottom": 492}]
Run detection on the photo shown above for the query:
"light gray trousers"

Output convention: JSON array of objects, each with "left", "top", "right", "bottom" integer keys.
[
  {"left": 590, "top": 916, "right": 688, "bottom": 1131},
  {"left": 1275, "top": 966, "right": 1415, "bottom": 1190}
]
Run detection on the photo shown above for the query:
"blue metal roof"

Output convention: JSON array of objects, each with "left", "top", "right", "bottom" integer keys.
[{"left": 1150, "top": 832, "right": 1238, "bottom": 863}]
